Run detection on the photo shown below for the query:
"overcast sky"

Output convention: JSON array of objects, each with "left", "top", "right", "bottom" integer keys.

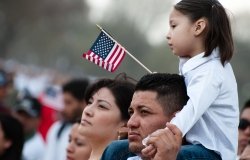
[
  {"left": 86, "top": 0, "right": 250, "bottom": 16},
  {"left": 86, "top": 0, "right": 250, "bottom": 45}
]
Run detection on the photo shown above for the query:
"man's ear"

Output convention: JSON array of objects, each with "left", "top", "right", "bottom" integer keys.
[
  {"left": 193, "top": 18, "right": 207, "bottom": 36},
  {"left": 171, "top": 111, "right": 180, "bottom": 119}
]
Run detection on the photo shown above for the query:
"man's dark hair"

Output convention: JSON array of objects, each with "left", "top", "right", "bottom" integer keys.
[
  {"left": 135, "top": 73, "right": 189, "bottom": 116},
  {"left": 62, "top": 79, "right": 89, "bottom": 101}
]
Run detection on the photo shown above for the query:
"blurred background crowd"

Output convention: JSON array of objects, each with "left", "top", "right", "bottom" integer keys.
[{"left": 0, "top": 0, "right": 250, "bottom": 105}]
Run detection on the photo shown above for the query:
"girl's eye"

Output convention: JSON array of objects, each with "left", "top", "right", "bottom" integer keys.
[
  {"left": 171, "top": 25, "right": 176, "bottom": 28},
  {"left": 68, "top": 137, "right": 72, "bottom": 143}
]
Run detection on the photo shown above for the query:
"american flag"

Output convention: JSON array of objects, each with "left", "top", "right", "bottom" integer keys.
[{"left": 83, "top": 31, "right": 126, "bottom": 72}]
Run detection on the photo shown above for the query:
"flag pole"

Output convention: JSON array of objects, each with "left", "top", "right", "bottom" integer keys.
[{"left": 96, "top": 24, "right": 152, "bottom": 74}]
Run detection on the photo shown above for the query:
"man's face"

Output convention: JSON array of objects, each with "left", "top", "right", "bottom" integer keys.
[
  {"left": 127, "top": 91, "right": 171, "bottom": 155},
  {"left": 62, "top": 92, "right": 84, "bottom": 122}
]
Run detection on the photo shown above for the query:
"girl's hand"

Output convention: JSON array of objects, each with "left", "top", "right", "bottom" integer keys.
[{"left": 141, "top": 123, "right": 182, "bottom": 160}]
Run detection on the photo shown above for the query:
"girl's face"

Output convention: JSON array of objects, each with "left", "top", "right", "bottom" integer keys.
[
  {"left": 0, "top": 123, "right": 11, "bottom": 156},
  {"left": 79, "top": 87, "right": 125, "bottom": 142},
  {"left": 66, "top": 124, "right": 91, "bottom": 160},
  {"left": 167, "top": 8, "right": 200, "bottom": 58}
]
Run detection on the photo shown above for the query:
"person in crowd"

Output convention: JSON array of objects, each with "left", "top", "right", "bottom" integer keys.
[
  {"left": 78, "top": 76, "right": 135, "bottom": 160},
  {"left": 100, "top": 73, "right": 188, "bottom": 160},
  {"left": 144, "top": 0, "right": 238, "bottom": 159},
  {"left": 238, "top": 99, "right": 250, "bottom": 159},
  {"left": 0, "top": 69, "right": 10, "bottom": 113},
  {"left": 43, "top": 79, "right": 89, "bottom": 160},
  {"left": 66, "top": 121, "right": 91, "bottom": 160},
  {"left": 240, "top": 141, "right": 250, "bottom": 160},
  {"left": 38, "top": 85, "right": 63, "bottom": 141},
  {"left": 0, "top": 113, "right": 24, "bottom": 160},
  {"left": 13, "top": 96, "right": 45, "bottom": 160}
]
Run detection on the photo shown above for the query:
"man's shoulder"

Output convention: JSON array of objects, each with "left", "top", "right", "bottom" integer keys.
[{"left": 101, "top": 139, "right": 136, "bottom": 160}]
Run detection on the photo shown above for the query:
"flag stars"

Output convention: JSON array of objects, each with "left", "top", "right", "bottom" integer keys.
[
  {"left": 83, "top": 31, "right": 126, "bottom": 72},
  {"left": 90, "top": 32, "right": 115, "bottom": 59}
]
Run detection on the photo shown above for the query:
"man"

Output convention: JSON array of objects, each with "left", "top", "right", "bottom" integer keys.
[
  {"left": 238, "top": 99, "right": 250, "bottom": 158},
  {"left": 14, "top": 96, "right": 45, "bottom": 160},
  {"left": 43, "top": 79, "right": 89, "bottom": 160},
  {"left": 101, "top": 73, "right": 188, "bottom": 160}
]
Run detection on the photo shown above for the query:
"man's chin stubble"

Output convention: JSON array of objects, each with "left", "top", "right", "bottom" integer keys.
[{"left": 129, "top": 143, "right": 144, "bottom": 155}]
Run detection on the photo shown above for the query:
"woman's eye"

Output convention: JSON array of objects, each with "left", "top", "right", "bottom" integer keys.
[
  {"left": 87, "top": 100, "right": 93, "bottom": 105},
  {"left": 98, "top": 105, "right": 107, "bottom": 109}
]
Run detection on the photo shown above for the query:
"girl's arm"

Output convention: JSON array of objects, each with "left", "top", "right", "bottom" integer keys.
[{"left": 170, "top": 66, "right": 222, "bottom": 136}]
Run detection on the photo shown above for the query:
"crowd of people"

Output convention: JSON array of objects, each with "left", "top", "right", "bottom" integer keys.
[
  {"left": 1, "top": 68, "right": 249, "bottom": 160},
  {"left": 0, "top": 0, "right": 249, "bottom": 160}
]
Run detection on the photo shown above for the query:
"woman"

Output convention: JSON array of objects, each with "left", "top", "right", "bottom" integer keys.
[
  {"left": 0, "top": 113, "right": 24, "bottom": 160},
  {"left": 66, "top": 122, "right": 91, "bottom": 160},
  {"left": 79, "top": 77, "right": 135, "bottom": 160}
]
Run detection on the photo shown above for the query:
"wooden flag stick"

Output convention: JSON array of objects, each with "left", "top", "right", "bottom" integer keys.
[{"left": 96, "top": 24, "right": 152, "bottom": 74}]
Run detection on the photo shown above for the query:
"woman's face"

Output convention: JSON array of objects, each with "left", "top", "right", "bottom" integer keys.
[
  {"left": 0, "top": 123, "right": 11, "bottom": 156},
  {"left": 66, "top": 124, "right": 91, "bottom": 160},
  {"left": 79, "top": 87, "right": 125, "bottom": 142}
]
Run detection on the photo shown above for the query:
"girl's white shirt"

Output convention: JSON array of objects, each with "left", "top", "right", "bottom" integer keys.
[
  {"left": 171, "top": 48, "right": 239, "bottom": 160},
  {"left": 127, "top": 156, "right": 142, "bottom": 160}
]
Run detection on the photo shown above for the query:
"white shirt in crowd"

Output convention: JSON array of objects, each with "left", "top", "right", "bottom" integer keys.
[
  {"left": 23, "top": 133, "right": 45, "bottom": 160},
  {"left": 171, "top": 48, "right": 239, "bottom": 160},
  {"left": 43, "top": 121, "right": 72, "bottom": 160}
]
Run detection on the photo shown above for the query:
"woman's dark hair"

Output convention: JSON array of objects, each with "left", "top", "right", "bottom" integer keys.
[
  {"left": 175, "top": 0, "right": 234, "bottom": 65},
  {"left": 84, "top": 75, "right": 135, "bottom": 121},
  {"left": 0, "top": 113, "right": 24, "bottom": 160}
]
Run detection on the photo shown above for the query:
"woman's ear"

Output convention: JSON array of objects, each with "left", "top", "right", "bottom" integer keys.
[
  {"left": 118, "top": 121, "right": 127, "bottom": 128},
  {"left": 4, "top": 139, "right": 12, "bottom": 150},
  {"left": 193, "top": 18, "right": 207, "bottom": 36},
  {"left": 117, "top": 123, "right": 129, "bottom": 140}
]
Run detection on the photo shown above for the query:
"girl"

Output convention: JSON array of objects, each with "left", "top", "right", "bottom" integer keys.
[
  {"left": 165, "top": 0, "right": 239, "bottom": 159},
  {"left": 66, "top": 122, "right": 91, "bottom": 160},
  {"left": 79, "top": 77, "right": 135, "bottom": 160}
]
